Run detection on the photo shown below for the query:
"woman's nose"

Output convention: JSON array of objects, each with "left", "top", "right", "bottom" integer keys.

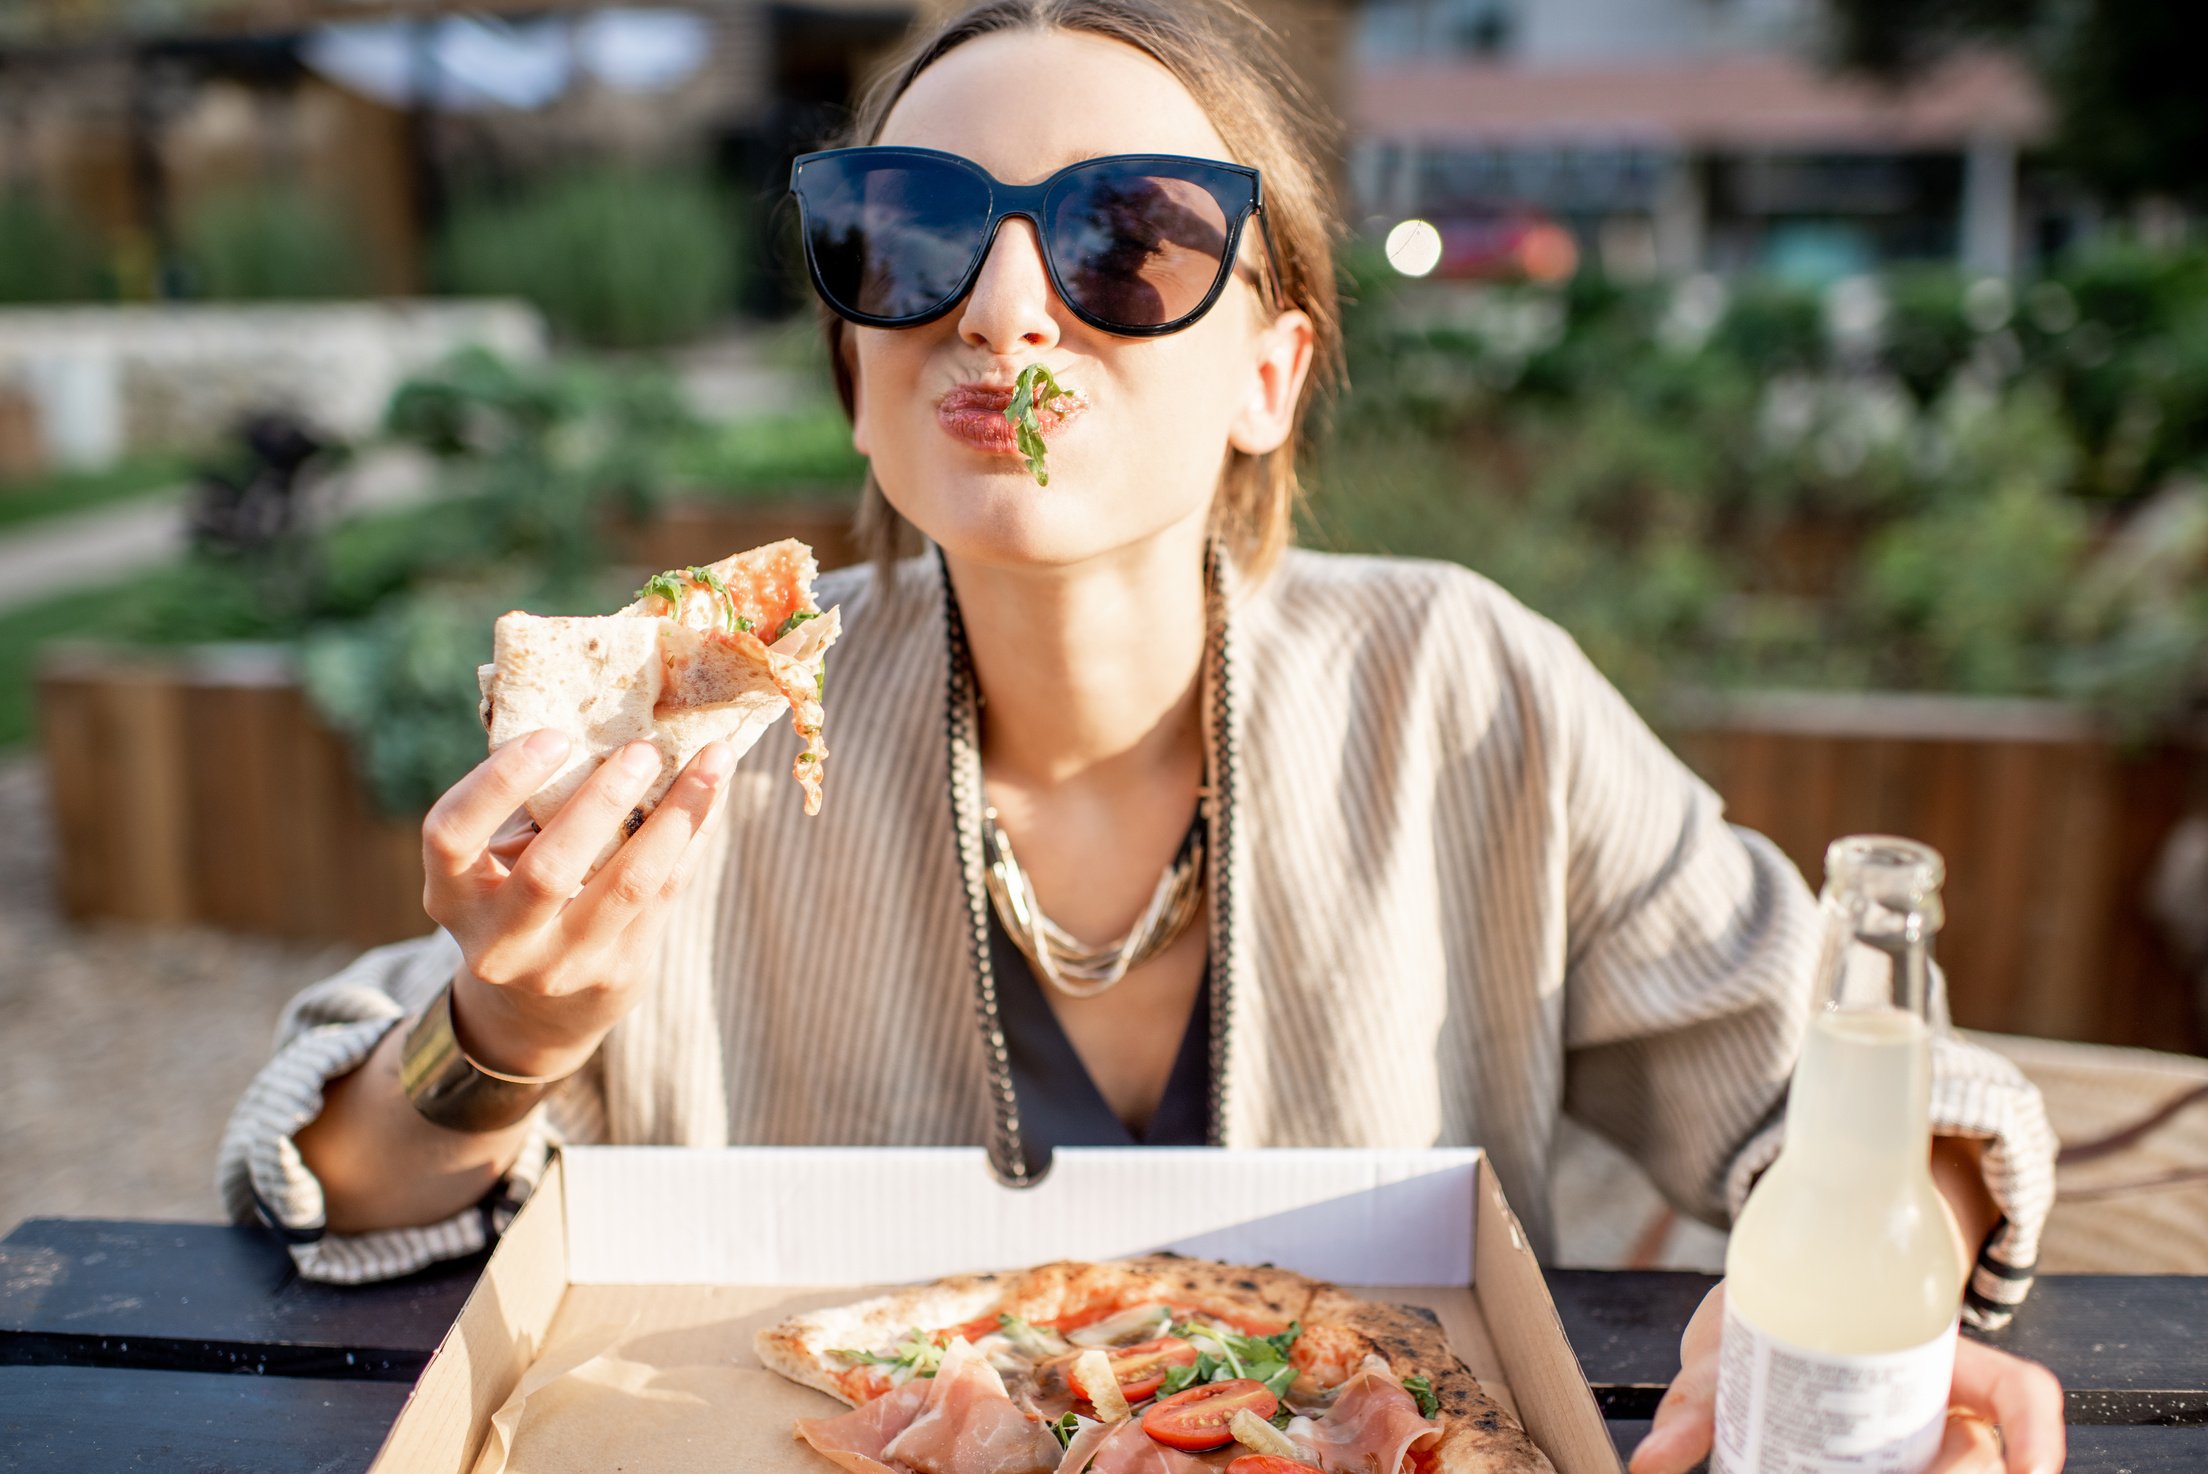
[{"left": 956, "top": 217, "right": 1062, "bottom": 355}]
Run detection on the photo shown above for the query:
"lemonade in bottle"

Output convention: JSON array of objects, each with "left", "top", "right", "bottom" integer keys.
[{"left": 1712, "top": 836, "right": 1969, "bottom": 1474}]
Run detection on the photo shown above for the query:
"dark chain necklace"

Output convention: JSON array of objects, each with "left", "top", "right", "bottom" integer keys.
[{"left": 941, "top": 545, "right": 1239, "bottom": 1185}]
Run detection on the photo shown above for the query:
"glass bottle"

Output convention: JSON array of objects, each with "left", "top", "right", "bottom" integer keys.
[{"left": 1712, "top": 835, "right": 1969, "bottom": 1474}]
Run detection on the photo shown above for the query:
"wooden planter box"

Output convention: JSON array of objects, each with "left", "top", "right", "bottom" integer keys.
[
  {"left": 38, "top": 641, "right": 429, "bottom": 946},
  {"left": 38, "top": 620, "right": 2204, "bottom": 1048},
  {"left": 37, "top": 496, "right": 861, "bottom": 947},
  {"left": 1670, "top": 691, "right": 2205, "bottom": 1052}
]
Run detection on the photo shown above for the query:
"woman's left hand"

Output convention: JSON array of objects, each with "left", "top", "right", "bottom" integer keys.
[{"left": 1628, "top": 1283, "right": 2068, "bottom": 1474}]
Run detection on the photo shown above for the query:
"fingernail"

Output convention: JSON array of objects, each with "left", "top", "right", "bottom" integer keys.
[
  {"left": 524, "top": 729, "right": 569, "bottom": 762},
  {"left": 619, "top": 743, "right": 660, "bottom": 779},
  {"left": 695, "top": 742, "right": 733, "bottom": 786}
]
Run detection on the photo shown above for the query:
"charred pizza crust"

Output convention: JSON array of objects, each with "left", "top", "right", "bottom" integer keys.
[{"left": 1304, "top": 1291, "right": 1556, "bottom": 1474}]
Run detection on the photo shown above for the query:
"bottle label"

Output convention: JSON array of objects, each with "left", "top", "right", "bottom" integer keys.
[{"left": 1711, "top": 1301, "right": 1957, "bottom": 1474}]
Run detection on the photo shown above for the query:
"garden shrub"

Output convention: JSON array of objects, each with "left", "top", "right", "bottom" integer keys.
[
  {"left": 438, "top": 168, "right": 740, "bottom": 348},
  {"left": 177, "top": 186, "right": 367, "bottom": 299}
]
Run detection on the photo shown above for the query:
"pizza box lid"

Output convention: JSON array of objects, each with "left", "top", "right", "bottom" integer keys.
[{"left": 371, "top": 1145, "right": 1624, "bottom": 1474}]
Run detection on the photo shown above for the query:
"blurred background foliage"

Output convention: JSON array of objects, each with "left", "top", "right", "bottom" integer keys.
[
  {"left": 1305, "top": 241, "right": 2208, "bottom": 738},
  {"left": 436, "top": 168, "right": 742, "bottom": 348},
  {"left": 174, "top": 186, "right": 369, "bottom": 300},
  {"left": 0, "top": 190, "right": 107, "bottom": 302},
  {"left": 5, "top": 241, "right": 2205, "bottom": 812}
]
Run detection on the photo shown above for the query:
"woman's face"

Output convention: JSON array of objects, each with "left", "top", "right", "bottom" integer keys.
[{"left": 848, "top": 28, "right": 1313, "bottom": 571}]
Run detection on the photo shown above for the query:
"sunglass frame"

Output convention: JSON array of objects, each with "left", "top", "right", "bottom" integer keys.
[{"left": 788, "top": 146, "right": 1267, "bottom": 338}]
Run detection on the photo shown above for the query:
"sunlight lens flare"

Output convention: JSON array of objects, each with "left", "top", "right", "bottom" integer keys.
[{"left": 1385, "top": 219, "right": 1443, "bottom": 278}]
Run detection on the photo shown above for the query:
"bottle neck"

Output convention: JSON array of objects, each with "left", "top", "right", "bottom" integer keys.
[{"left": 1782, "top": 1006, "right": 1935, "bottom": 1180}]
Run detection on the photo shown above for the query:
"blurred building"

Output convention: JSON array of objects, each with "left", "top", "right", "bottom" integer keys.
[
  {"left": 0, "top": 0, "right": 1355, "bottom": 308},
  {"left": 1351, "top": 0, "right": 2074, "bottom": 281},
  {"left": 0, "top": 2, "right": 925, "bottom": 303}
]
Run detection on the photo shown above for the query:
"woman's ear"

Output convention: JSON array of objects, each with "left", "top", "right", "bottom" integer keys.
[{"left": 1228, "top": 307, "right": 1315, "bottom": 457}]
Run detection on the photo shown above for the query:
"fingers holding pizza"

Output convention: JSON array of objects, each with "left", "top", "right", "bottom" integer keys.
[{"left": 420, "top": 539, "right": 840, "bottom": 1083}]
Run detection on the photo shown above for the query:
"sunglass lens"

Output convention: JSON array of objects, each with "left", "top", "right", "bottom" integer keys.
[
  {"left": 1047, "top": 162, "right": 1235, "bottom": 329},
  {"left": 802, "top": 158, "right": 990, "bottom": 323}
]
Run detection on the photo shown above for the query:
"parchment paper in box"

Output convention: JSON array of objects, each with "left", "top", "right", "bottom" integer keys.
[{"left": 370, "top": 1147, "right": 1622, "bottom": 1474}]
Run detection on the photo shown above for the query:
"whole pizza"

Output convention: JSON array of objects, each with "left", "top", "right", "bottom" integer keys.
[{"left": 757, "top": 1254, "right": 1557, "bottom": 1474}]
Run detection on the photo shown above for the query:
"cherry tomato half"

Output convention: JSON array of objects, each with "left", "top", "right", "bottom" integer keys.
[
  {"left": 1140, "top": 1378, "right": 1279, "bottom": 1451},
  {"left": 1068, "top": 1337, "right": 1199, "bottom": 1405},
  {"left": 1226, "top": 1458, "right": 1323, "bottom": 1474}
]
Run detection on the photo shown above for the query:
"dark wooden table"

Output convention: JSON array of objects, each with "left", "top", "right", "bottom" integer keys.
[{"left": 2, "top": 1218, "right": 2202, "bottom": 1472}]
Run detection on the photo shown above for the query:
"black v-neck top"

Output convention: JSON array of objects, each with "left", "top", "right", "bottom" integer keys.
[{"left": 987, "top": 906, "right": 1212, "bottom": 1159}]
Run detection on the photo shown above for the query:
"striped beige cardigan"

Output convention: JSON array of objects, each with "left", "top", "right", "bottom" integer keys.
[{"left": 219, "top": 549, "right": 2056, "bottom": 1325}]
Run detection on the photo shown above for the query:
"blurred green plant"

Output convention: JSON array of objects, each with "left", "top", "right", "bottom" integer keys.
[
  {"left": 1316, "top": 241, "right": 2208, "bottom": 739},
  {"left": 177, "top": 186, "right": 367, "bottom": 300},
  {"left": 0, "top": 190, "right": 103, "bottom": 302},
  {"left": 0, "top": 454, "right": 192, "bottom": 530},
  {"left": 438, "top": 168, "right": 740, "bottom": 348},
  {"left": 383, "top": 345, "right": 697, "bottom": 584},
  {"left": 671, "top": 399, "right": 866, "bottom": 500}
]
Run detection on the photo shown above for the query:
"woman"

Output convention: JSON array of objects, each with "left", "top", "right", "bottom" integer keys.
[{"left": 221, "top": 2, "right": 2064, "bottom": 1469}]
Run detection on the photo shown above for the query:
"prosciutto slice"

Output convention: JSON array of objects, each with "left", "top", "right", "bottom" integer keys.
[
  {"left": 794, "top": 1377, "right": 934, "bottom": 1474},
  {"left": 881, "top": 1340, "right": 1066, "bottom": 1474},
  {"left": 1059, "top": 1418, "right": 1222, "bottom": 1474},
  {"left": 1298, "top": 1360, "right": 1442, "bottom": 1474}
]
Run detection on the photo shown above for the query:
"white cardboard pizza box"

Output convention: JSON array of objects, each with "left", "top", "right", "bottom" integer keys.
[{"left": 368, "top": 1146, "right": 1625, "bottom": 1474}]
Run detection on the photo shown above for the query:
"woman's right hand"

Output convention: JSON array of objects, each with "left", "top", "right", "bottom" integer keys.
[{"left": 421, "top": 729, "right": 735, "bottom": 1083}]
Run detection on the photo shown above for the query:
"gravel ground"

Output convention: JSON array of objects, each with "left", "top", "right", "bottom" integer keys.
[{"left": 0, "top": 754, "right": 350, "bottom": 1227}]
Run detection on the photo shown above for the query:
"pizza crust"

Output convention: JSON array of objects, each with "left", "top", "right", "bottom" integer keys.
[{"left": 754, "top": 1272, "right": 1016, "bottom": 1407}]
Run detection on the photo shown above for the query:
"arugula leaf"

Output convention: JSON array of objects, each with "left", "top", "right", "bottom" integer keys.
[
  {"left": 1270, "top": 1407, "right": 1296, "bottom": 1431},
  {"left": 829, "top": 1327, "right": 944, "bottom": 1377},
  {"left": 776, "top": 608, "right": 820, "bottom": 640},
  {"left": 1260, "top": 1362, "right": 1297, "bottom": 1400},
  {"left": 1403, "top": 1373, "right": 1439, "bottom": 1419},
  {"left": 1159, "top": 1360, "right": 1203, "bottom": 1397},
  {"left": 1048, "top": 1411, "right": 1082, "bottom": 1448},
  {"left": 1004, "top": 364, "right": 1072, "bottom": 486},
  {"left": 683, "top": 565, "right": 728, "bottom": 597},
  {"left": 636, "top": 570, "right": 685, "bottom": 610}
]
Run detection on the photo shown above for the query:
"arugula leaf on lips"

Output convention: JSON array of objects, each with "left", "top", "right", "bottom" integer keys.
[{"left": 1005, "top": 363, "right": 1073, "bottom": 486}]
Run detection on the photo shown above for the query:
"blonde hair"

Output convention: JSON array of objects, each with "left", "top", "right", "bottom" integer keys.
[{"left": 820, "top": 0, "right": 1344, "bottom": 583}]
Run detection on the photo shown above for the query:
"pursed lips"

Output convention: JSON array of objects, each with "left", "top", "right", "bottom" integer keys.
[{"left": 935, "top": 379, "right": 1089, "bottom": 455}]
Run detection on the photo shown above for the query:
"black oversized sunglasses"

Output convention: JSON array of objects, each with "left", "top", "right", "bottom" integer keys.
[{"left": 788, "top": 147, "right": 1269, "bottom": 337}]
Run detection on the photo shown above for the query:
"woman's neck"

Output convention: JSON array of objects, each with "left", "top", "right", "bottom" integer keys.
[{"left": 946, "top": 520, "right": 1210, "bottom": 794}]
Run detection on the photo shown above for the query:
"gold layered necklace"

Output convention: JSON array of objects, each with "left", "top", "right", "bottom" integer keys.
[{"left": 981, "top": 802, "right": 1206, "bottom": 999}]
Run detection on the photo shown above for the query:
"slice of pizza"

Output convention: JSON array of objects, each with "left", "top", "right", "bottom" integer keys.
[
  {"left": 479, "top": 538, "right": 839, "bottom": 869},
  {"left": 755, "top": 1255, "right": 1557, "bottom": 1474}
]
